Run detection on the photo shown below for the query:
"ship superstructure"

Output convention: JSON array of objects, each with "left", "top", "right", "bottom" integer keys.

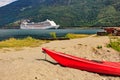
[{"left": 20, "top": 19, "right": 59, "bottom": 29}]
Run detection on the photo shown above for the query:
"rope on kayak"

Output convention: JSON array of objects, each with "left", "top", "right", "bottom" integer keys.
[{"left": 42, "top": 50, "right": 47, "bottom": 60}]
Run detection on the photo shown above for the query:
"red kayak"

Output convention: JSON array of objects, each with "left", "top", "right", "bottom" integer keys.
[{"left": 42, "top": 48, "right": 120, "bottom": 76}]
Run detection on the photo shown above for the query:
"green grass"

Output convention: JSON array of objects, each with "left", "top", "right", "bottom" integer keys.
[
  {"left": 0, "top": 33, "right": 90, "bottom": 49},
  {"left": 107, "top": 36, "right": 120, "bottom": 52},
  {"left": 0, "top": 37, "right": 48, "bottom": 48},
  {"left": 97, "top": 45, "right": 102, "bottom": 49},
  {"left": 49, "top": 32, "right": 57, "bottom": 38},
  {"left": 65, "top": 33, "right": 90, "bottom": 39},
  {"left": 49, "top": 32, "right": 90, "bottom": 39}
]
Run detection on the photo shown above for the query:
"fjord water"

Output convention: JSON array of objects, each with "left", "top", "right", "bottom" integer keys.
[{"left": 0, "top": 29, "right": 102, "bottom": 40}]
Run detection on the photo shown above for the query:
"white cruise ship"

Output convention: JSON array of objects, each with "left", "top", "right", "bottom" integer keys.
[{"left": 20, "top": 19, "right": 60, "bottom": 29}]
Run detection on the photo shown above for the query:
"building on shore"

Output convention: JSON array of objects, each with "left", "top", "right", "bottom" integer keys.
[{"left": 97, "top": 27, "right": 120, "bottom": 36}]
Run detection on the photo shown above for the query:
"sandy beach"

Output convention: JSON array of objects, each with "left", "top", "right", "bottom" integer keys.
[{"left": 0, "top": 35, "right": 120, "bottom": 80}]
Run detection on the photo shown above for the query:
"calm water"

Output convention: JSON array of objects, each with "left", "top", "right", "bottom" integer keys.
[{"left": 0, "top": 29, "right": 103, "bottom": 40}]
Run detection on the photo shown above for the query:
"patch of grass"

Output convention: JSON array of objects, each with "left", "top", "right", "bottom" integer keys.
[
  {"left": 97, "top": 45, "right": 102, "bottom": 49},
  {"left": 0, "top": 37, "right": 48, "bottom": 48},
  {"left": 107, "top": 36, "right": 120, "bottom": 52},
  {"left": 50, "top": 32, "right": 57, "bottom": 38},
  {"left": 65, "top": 33, "right": 90, "bottom": 39}
]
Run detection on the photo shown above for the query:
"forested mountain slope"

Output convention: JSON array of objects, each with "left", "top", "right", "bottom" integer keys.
[{"left": 0, "top": 0, "right": 120, "bottom": 28}]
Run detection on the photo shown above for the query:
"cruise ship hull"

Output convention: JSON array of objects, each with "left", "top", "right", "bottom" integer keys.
[
  {"left": 20, "top": 25, "right": 59, "bottom": 29},
  {"left": 20, "top": 19, "right": 60, "bottom": 29}
]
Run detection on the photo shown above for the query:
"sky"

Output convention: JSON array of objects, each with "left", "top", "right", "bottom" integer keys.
[{"left": 0, "top": 0, "right": 16, "bottom": 7}]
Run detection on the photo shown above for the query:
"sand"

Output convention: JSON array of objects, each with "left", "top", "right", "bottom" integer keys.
[{"left": 0, "top": 35, "right": 120, "bottom": 80}]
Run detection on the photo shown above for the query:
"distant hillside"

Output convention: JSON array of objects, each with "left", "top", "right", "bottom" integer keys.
[{"left": 0, "top": 0, "right": 120, "bottom": 28}]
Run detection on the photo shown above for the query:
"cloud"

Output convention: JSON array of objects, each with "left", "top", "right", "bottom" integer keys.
[{"left": 0, "top": 0, "right": 17, "bottom": 7}]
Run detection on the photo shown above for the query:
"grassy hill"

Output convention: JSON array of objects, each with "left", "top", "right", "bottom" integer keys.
[{"left": 0, "top": 0, "right": 120, "bottom": 28}]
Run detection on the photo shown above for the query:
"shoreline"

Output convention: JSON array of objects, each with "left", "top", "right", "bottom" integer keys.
[{"left": 0, "top": 36, "right": 120, "bottom": 80}]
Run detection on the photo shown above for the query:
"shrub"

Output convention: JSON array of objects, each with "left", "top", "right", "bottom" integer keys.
[
  {"left": 50, "top": 32, "right": 57, "bottom": 38},
  {"left": 107, "top": 37, "right": 120, "bottom": 52},
  {"left": 97, "top": 45, "right": 102, "bottom": 49}
]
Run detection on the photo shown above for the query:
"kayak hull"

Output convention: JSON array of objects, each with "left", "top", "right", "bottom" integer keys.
[{"left": 42, "top": 48, "right": 120, "bottom": 76}]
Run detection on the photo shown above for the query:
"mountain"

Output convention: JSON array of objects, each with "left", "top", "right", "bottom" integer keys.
[{"left": 0, "top": 0, "right": 120, "bottom": 28}]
